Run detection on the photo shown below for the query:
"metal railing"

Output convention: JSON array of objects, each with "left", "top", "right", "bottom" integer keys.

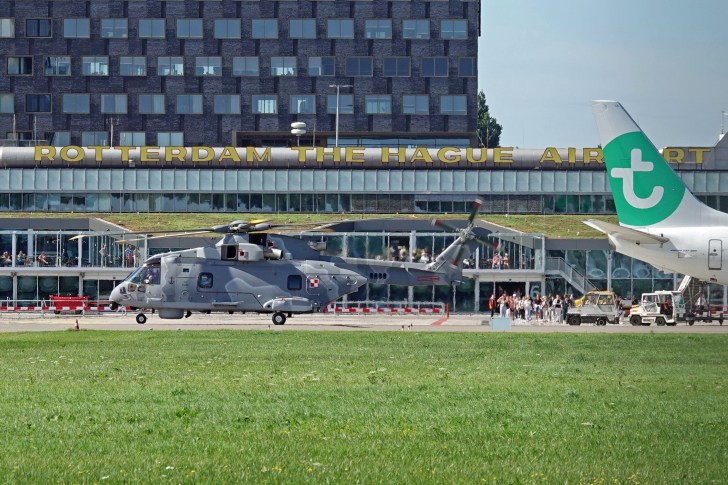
[{"left": 545, "top": 257, "right": 597, "bottom": 294}]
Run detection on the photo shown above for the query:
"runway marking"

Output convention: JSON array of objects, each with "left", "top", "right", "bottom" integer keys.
[{"left": 431, "top": 317, "right": 449, "bottom": 326}]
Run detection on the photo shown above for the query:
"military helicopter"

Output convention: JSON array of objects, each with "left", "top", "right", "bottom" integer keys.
[{"left": 109, "top": 199, "right": 486, "bottom": 324}]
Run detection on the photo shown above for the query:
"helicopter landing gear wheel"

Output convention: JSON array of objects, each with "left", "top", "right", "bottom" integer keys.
[
  {"left": 136, "top": 313, "right": 147, "bottom": 324},
  {"left": 272, "top": 312, "right": 286, "bottom": 325}
]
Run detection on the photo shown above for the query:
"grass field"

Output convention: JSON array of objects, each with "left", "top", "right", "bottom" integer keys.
[
  {"left": 1, "top": 331, "right": 726, "bottom": 484},
  {"left": 0, "top": 212, "right": 618, "bottom": 239}
]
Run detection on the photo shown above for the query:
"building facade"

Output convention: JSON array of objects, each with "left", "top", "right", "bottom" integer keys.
[{"left": 0, "top": 0, "right": 479, "bottom": 148}]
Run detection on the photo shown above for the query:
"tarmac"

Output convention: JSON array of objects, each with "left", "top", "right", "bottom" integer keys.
[{"left": 1, "top": 311, "right": 727, "bottom": 333}]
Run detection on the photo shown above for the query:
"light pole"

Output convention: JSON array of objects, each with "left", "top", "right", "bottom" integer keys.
[{"left": 329, "top": 84, "right": 352, "bottom": 147}]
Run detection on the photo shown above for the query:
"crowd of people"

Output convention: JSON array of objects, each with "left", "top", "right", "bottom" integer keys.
[
  {"left": 1, "top": 250, "right": 55, "bottom": 267},
  {"left": 99, "top": 244, "right": 142, "bottom": 267},
  {"left": 488, "top": 291, "right": 574, "bottom": 323},
  {"left": 383, "top": 245, "right": 441, "bottom": 264},
  {"left": 0, "top": 244, "right": 143, "bottom": 268}
]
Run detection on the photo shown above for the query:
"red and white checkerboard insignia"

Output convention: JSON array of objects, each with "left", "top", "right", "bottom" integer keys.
[{"left": 308, "top": 277, "right": 320, "bottom": 288}]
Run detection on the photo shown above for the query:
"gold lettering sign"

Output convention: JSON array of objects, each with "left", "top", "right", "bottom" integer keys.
[
  {"left": 493, "top": 147, "right": 513, "bottom": 164},
  {"left": 28, "top": 145, "right": 710, "bottom": 168}
]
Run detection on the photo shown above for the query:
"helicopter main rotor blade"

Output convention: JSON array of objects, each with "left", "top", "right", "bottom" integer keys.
[
  {"left": 468, "top": 198, "right": 484, "bottom": 225},
  {"left": 116, "top": 231, "right": 214, "bottom": 244}
]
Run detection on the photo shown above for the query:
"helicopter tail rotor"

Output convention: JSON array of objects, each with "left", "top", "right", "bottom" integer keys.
[{"left": 428, "top": 198, "right": 489, "bottom": 271}]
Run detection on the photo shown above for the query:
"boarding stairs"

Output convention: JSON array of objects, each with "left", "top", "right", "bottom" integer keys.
[
  {"left": 545, "top": 257, "right": 598, "bottom": 295},
  {"left": 677, "top": 275, "right": 707, "bottom": 316}
]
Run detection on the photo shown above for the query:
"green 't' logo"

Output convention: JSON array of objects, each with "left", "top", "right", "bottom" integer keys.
[{"left": 603, "top": 131, "right": 684, "bottom": 226}]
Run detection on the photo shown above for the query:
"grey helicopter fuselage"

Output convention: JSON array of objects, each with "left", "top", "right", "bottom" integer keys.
[
  {"left": 109, "top": 234, "right": 369, "bottom": 321},
  {"left": 109, "top": 203, "right": 482, "bottom": 325}
]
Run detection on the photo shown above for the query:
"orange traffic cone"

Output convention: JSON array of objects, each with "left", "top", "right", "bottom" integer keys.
[{"left": 74, "top": 319, "right": 79, "bottom": 331}]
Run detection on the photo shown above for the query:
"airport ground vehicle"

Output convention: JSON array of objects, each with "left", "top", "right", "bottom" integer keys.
[
  {"left": 628, "top": 291, "right": 685, "bottom": 326},
  {"left": 566, "top": 290, "right": 621, "bottom": 326}
]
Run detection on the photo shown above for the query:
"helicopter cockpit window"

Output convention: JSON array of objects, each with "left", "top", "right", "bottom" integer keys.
[
  {"left": 198, "top": 272, "right": 213, "bottom": 289},
  {"left": 287, "top": 274, "right": 303, "bottom": 291},
  {"left": 142, "top": 265, "right": 161, "bottom": 285},
  {"left": 127, "top": 267, "right": 145, "bottom": 284}
]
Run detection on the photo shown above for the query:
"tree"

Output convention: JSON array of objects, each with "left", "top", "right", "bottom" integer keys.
[{"left": 476, "top": 91, "right": 502, "bottom": 148}]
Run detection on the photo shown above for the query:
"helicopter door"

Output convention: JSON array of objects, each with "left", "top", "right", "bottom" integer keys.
[{"left": 174, "top": 265, "right": 195, "bottom": 303}]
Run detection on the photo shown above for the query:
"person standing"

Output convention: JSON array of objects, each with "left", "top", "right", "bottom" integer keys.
[
  {"left": 488, "top": 294, "right": 496, "bottom": 318},
  {"left": 133, "top": 246, "right": 142, "bottom": 267},
  {"left": 562, "top": 294, "right": 571, "bottom": 323},
  {"left": 99, "top": 244, "right": 108, "bottom": 267}
]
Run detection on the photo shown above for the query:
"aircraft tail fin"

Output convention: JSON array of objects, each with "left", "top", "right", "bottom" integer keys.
[{"left": 592, "top": 101, "right": 728, "bottom": 229}]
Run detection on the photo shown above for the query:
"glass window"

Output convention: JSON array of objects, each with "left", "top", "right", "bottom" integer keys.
[
  {"left": 327, "top": 19, "right": 353, "bottom": 38},
  {"left": 26, "top": 94, "right": 51, "bottom": 113},
  {"left": 139, "top": 19, "right": 165, "bottom": 39},
  {"left": 82, "top": 56, "right": 109, "bottom": 76},
  {"left": 0, "top": 94, "right": 13, "bottom": 113},
  {"left": 326, "top": 94, "right": 353, "bottom": 114},
  {"left": 365, "top": 95, "right": 391, "bottom": 115},
  {"left": 158, "top": 132, "right": 183, "bottom": 146},
  {"left": 195, "top": 57, "right": 222, "bottom": 76},
  {"left": 287, "top": 275, "right": 302, "bottom": 291},
  {"left": 0, "top": 19, "right": 15, "bottom": 38},
  {"left": 345, "top": 57, "right": 373, "bottom": 76},
  {"left": 44, "top": 56, "right": 71, "bottom": 76},
  {"left": 252, "top": 19, "right": 278, "bottom": 39},
  {"left": 383, "top": 57, "right": 410, "bottom": 77},
  {"left": 119, "top": 132, "right": 145, "bottom": 146},
  {"left": 308, "top": 57, "right": 334, "bottom": 76},
  {"left": 101, "top": 18, "right": 128, "bottom": 38},
  {"left": 138, "top": 94, "right": 165, "bottom": 114},
  {"left": 26, "top": 19, "right": 52, "bottom": 38},
  {"left": 233, "top": 57, "right": 259, "bottom": 76},
  {"left": 48, "top": 131, "right": 70, "bottom": 146},
  {"left": 290, "top": 19, "right": 315, "bottom": 39},
  {"left": 459, "top": 57, "right": 476, "bottom": 77},
  {"left": 403, "top": 95, "right": 428, "bottom": 115},
  {"left": 176, "top": 94, "right": 203, "bottom": 114},
  {"left": 290, "top": 95, "right": 315, "bottom": 114},
  {"left": 120, "top": 56, "right": 146, "bottom": 76},
  {"left": 62, "top": 93, "right": 90, "bottom": 114},
  {"left": 158, "top": 57, "right": 184, "bottom": 76},
  {"left": 441, "top": 19, "right": 467, "bottom": 39},
  {"left": 214, "top": 95, "right": 241, "bottom": 114},
  {"left": 252, "top": 95, "right": 277, "bottom": 114},
  {"left": 101, "top": 94, "right": 128, "bottom": 114},
  {"left": 441, "top": 95, "right": 467, "bottom": 115},
  {"left": 422, "top": 57, "right": 448, "bottom": 77},
  {"left": 64, "top": 18, "right": 90, "bottom": 38},
  {"left": 214, "top": 19, "right": 241, "bottom": 39},
  {"left": 364, "top": 19, "right": 392, "bottom": 39},
  {"left": 403, "top": 19, "right": 429, "bottom": 39},
  {"left": 271, "top": 57, "right": 296, "bottom": 76},
  {"left": 177, "top": 19, "right": 203, "bottom": 38},
  {"left": 82, "top": 132, "right": 109, "bottom": 146},
  {"left": 7, "top": 56, "right": 32, "bottom": 75},
  {"left": 198, "top": 273, "right": 213, "bottom": 289}
]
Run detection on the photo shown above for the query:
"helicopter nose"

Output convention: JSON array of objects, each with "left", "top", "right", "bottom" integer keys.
[{"left": 109, "top": 283, "right": 124, "bottom": 303}]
